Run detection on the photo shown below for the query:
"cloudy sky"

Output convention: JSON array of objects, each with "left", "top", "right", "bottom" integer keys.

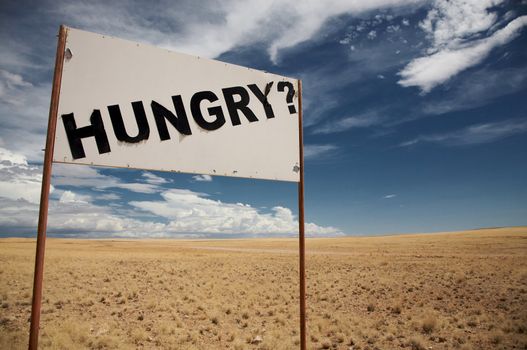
[{"left": 1, "top": 0, "right": 526, "bottom": 238}]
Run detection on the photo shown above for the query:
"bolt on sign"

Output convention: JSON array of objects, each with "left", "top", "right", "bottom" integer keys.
[{"left": 53, "top": 27, "right": 301, "bottom": 182}]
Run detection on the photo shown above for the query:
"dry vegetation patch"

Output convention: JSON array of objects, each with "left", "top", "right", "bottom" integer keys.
[{"left": 1, "top": 227, "right": 526, "bottom": 349}]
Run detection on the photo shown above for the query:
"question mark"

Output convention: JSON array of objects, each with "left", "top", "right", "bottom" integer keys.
[{"left": 277, "top": 81, "right": 296, "bottom": 114}]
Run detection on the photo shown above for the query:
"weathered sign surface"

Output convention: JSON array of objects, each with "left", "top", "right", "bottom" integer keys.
[{"left": 53, "top": 27, "right": 300, "bottom": 182}]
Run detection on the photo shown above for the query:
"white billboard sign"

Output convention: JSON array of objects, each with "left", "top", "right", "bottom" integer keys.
[{"left": 53, "top": 27, "right": 300, "bottom": 182}]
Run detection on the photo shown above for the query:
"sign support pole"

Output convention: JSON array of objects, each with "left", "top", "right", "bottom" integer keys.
[
  {"left": 28, "top": 25, "right": 67, "bottom": 350},
  {"left": 297, "top": 80, "right": 306, "bottom": 350}
]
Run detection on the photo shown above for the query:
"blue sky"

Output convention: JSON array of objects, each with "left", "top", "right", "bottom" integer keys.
[{"left": 0, "top": 0, "right": 526, "bottom": 237}]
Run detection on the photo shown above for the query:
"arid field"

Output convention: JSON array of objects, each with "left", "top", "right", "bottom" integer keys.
[{"left": 1, "top": 227, "right": 526, "bottom": 349}]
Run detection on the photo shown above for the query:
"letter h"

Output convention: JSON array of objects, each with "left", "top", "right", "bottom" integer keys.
[{"left": 61, "top": 110, "right": 111, "bottom": 159}]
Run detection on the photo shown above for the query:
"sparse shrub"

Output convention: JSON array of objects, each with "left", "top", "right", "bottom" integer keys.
[
  {"left": 318, "top": 339, "right": 331, "bottom": 349},
  {"left": 490, "top": 331, "right": 503, "bottom": 345},
  {"left": 131, "top": 328, "right": 147, "bottom": 343},
  {"left": 408, "top": 337, "right": 426, "bottom": 350},
  {"left": 334, "top": 333, "right": 345, "bottom": 343},
  {"left": 455, "top": 274, "right": 466, "bottom": 284},
  {"left": 517, "top": 323, "right": 526, "bottom": 334},
  {"left": 274, "top": 316, "right": 286, "bottom": 326},
  {"left": 421, "top": 315, "right": 437, "bottom": 334},
  {"left": 233, "top": 341, "right": 245, "bottom": 350},
  {"left": 210, "top": 316, "right": 219, "bottom": 325},
  {"left": 367, "top": 303, "right": 375, "bottom": 312},
  {"left": 454, "top": 335, "right": 466, "bottom": 345},
  {"left": 391, "top": 304, "right": 402, "bottom": 314},
  {"left": 91, "top": 335, "right": 119, "bottom": 349}
]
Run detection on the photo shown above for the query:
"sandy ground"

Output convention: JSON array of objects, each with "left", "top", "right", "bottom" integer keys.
[{"left": 0, "top": 227, "right": 526, "bottom": 349}]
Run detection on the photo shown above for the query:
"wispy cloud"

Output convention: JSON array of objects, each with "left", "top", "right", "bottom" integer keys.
[
  {"left": 0, "top": 69, "right": 50, "bottom": 160},
  {"left": 192, "top": 174, "right": 213, "bottom": 182},
  {"left": 0, "top": 69, "right": 33, "bottom": 104},
  {"left": 260, "top": 0, "right": 427, "bottom": 64},
  {"left": 47, "top": 0, "right": 427, "bottom": 65},
  {"left": 304, "top": 144, "right": 339, "bottom": 160},
  {"left": 383, "top": 194, "right": 397, "bottom": 199},
  {"left": 97, "top": 193, "right": 120, "bottom": 201},
  {"left": 421, "top": 66, "right": 527, "bottom": 115},
  {"left": 142, "top": 172, "right": 170, "bottom": 185},
  {"left": 400, "top": 119, "right": 527, "bottom": 147},
  {"left": 313, "top": 111, "right": 383, "bottom": 134},
  {"left": 52, "top": 164, "right": 161, "bottom": 194},
  {"left": 398, "top": 0, "right": 527, "bottom": 93}
]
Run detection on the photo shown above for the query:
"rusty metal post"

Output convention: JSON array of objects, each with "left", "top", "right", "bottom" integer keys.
[
  {"left": 297, "top": 80, "right": 306, "bottom": 350},
  {"left": 28, "top": 25, "right": 67, "bottom": 350}
]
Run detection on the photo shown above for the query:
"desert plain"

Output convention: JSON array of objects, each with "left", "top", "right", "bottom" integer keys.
[{"left": 0, "top": 227, "right": 526, "bottom": 349}]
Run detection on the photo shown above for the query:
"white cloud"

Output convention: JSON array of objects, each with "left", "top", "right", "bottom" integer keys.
[
  {"left": 0, "top": 147, "right": 28, "bottom": 166},
  {"left": 304, "top": 144, "right": 338, "bottom": 159},
  {"left": 0, "top": 147, "right": 48, "bottom": 204},
  {"left": 193, "top": 174, "right": 213, "bottom": 182},
  {"left": 400, "top": 119, "right": 527, "bottom": 147},
  {"left": 383, "top": 194, "right": 397, "bottom": 199},
  {"left": 58, "top": 190, "right": 90, "bottom": 204},
  {"left": 131, "top": 189, "right": 342, "bottom": 236},
  {"left": 0, "top": 150, "right": 167, "bottom": 236},
  {"left": 0, "top": 70, "right": 50, "bottom": 160},
  {"left": 97, "top": 193, "right": 120, "bottom": 201},
  {"left": 0, "top": 69, "right": 33, "bottom": 105},
  {"left": 52, "top": 0, "right": 426, "bottom": 65},
  {"left": 264, "top": 1, "right": 426, "bottom": 63},
  {"left": 52, "top": 164, "right": 161, "bottom": 194},
  {"left": 419, "top": 0, "right": 503, "bottom": 50},
  {"left": 0, "top": 195, "right": 167, "bottom": 237},
  {"left": 386, "top": 24, "right": 400, "bottom": 33},
  {"left": 398, "top": 0, "right": 527, "bottom": 93},
  {"left": 0, "top": 186, "right": 342, "bottom": 237},
  {"left": 142, "top": 172, "right": 169, "bottom": 185},
  {"left": 0, "top": 146, "right": 341, "bottom": 237}
]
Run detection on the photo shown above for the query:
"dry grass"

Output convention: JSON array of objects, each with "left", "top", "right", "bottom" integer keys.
[{"left": 0, "top": 226, "right": 526, "bottom": 349}]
